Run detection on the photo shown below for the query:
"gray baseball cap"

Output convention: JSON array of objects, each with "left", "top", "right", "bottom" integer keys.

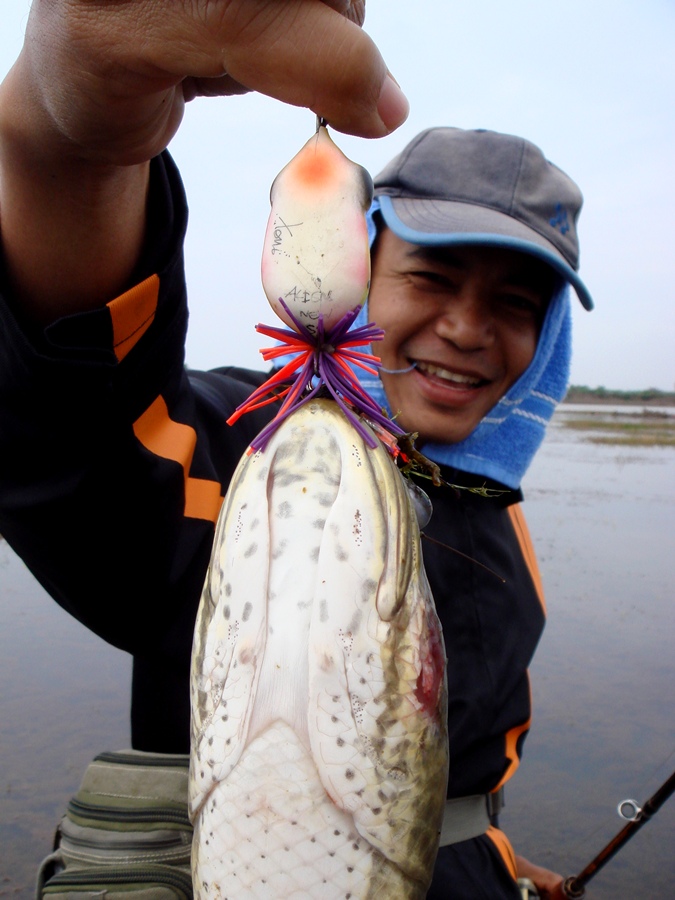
[{"left": 373, "top": 127, "right": 593, "bottom": 310}]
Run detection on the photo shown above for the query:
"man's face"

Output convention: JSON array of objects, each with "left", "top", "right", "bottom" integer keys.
[{"left": 367, "top": 230, "right": 556, "bottom": 445}]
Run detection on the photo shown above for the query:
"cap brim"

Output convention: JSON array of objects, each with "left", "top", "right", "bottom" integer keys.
[{"left": 378, "top": 195, "right": 594, "bottom": 310}]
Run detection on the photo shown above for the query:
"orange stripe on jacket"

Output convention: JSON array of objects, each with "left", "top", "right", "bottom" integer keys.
[
  {"left": 108, "top": 275, "right": 160, "bottom": 362},
  {"left": 484, "top": 506, "right": 544, "bottom": 878},
  {"left": 507, "top": 503, "right": 546, "bottom": 615},
  {"left": 494, "top": 707, "right": 531, "bottom": 791},
  {"left": 486, "top": 825, "right": 518, "bottom": 881},
  {"left": 493, "top": 506, "right": 543, "bottom": 792},
  {"left": 133, "top": 395, "right": 223, "bottom": 523}
]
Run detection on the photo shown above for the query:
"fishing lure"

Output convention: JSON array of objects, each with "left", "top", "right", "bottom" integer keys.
[
  {"left": 261, "top": 119, "right": 373, "bottom": 334},
  {"left": 227, "top": 120, "right": 407, "bottom": 453}
]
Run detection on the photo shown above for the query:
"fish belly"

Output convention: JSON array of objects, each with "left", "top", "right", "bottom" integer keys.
[
  {"left": 189, "top": 399, "right": 448, "bottom": 898},
  {"left": 193, "top": 720, "right": 416, "bottom": 898}
]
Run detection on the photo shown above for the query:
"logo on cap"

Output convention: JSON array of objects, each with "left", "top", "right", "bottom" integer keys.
[{"left": 549, "top": 203, "right": 570, "bottom": 235}]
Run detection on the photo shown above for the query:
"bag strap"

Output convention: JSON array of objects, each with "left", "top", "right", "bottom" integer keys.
[{"left": 35, "top": 849, "right": 63, "bottom": 900}]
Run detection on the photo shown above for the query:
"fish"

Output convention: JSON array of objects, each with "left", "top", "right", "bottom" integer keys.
[
  {"left": 188, "top": 397, "right": 448, "bottom": 898},
  {"left": 260, "top": 123, "right": 373, "bottom": 336}
]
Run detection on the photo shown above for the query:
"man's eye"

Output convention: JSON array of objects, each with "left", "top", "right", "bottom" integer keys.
[
  {"left": 408, "top": 270, "right": 452, "bottom": 289},
  {"left": 501, "top": 293, "right": 542, "bottom": 315}
]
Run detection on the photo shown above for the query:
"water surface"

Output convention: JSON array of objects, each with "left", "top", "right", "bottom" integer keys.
[{"left": 508, "top": 410, "right": 675, "bottom": 897}]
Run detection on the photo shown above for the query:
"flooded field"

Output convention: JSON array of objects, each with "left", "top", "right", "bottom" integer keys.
[
  {"left": 1, "top": 405, "right": 674, "bottom": 898},
  {"left": 508, "top": 405, "right": 675, "bottom": 897}
]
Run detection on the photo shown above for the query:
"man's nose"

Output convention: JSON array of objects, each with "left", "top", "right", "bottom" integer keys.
[{"left": 434, "top": 294, "right": 493, "bottom": 349}]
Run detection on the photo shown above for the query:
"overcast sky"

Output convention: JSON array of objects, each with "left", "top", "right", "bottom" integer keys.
[{"left": 2, "top": 1, "right": 674, "bottom": 390}]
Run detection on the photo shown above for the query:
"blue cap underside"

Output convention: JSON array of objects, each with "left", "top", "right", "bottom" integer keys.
[{"left": 377, "top": 195, "right": 594, "bottom": 311}]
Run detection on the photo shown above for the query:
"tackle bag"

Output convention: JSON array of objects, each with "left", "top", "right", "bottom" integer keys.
[{"left": 36, "top": 750, "right": 194, "bottom": 900}]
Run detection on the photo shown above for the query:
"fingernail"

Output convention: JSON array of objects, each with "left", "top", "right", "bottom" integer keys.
[{"left": 377, "top": 73, "right": 409, "bottom": 132}]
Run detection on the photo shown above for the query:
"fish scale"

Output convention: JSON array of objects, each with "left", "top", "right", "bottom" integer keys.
[
  {"left": 189, "top": 399, "right": 448, "bottom": 898},
  {"left": 194, "top": 721, "right": 378, "bottom": 897}
]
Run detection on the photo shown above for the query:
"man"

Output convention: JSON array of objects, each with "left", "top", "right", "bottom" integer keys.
[
  {"left": 0, "top": 3, "right": 590, "bottom": 897},
  {"left": 355, "top": 127, "right": 592, "bottom": 898}
]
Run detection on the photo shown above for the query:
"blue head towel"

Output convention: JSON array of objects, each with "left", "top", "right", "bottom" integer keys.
[{"left": 353, "top": 199, "right": 572, "bottom": 489}]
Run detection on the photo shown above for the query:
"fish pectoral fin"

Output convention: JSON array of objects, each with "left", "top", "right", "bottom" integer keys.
[
  {"left": 189, "top": 454, "right": 272, "bottom": 818},
  {"left": 188, "top": 619, "right": 266, "bottom": 819}
]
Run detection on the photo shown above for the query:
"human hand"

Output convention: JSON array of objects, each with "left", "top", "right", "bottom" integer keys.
[
  {"left": 19, "top": 0, "right": 408, "bottom": 165},
  {"left": 516, "top": 854, "right": 567, "bottom": 900},
  {"left": 0, "top": 0, "right": 407, "bottom": 322}
]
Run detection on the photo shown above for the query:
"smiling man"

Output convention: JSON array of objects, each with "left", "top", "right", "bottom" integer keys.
[
  {"left": 354, "top": 127, "right": 593, "bottom": 900},
  {"left": 370, "top": 238, "right": 556, "bottom": 443}
]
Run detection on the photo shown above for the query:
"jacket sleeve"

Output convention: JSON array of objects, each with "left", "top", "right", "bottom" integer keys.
[{"left": 0, "top": 153, "right": 266, "bottom": 660}]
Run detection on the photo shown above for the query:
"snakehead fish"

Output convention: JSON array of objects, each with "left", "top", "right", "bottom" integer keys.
[{"left": 189, "top": 399, "right": 448, "bottom": 898}]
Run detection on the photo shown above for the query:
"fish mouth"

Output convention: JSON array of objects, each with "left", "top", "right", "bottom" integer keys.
[{"left": 413, "top": 361, "right": 490, "bottom": 389}]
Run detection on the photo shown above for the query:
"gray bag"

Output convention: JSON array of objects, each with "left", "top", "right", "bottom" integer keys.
[{"left": 36, "top": 750, "right": 193, "bottom": 899}]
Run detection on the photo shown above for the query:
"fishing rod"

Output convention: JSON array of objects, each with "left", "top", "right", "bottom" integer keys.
[{"left": 561, "top": 768, "right": 675, "bottom": 898}]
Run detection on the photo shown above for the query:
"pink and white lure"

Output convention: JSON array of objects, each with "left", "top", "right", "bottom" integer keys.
[
  {"left": 226, "top": 122, "right": 405, "bottom": 452},
  {"left": 261, "top": 123, "right": 373, "bottom": 335}
]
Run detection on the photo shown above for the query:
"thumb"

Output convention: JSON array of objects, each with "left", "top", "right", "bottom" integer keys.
[{"left": 213, "top": 0, "right": 409, "bottom": 137}]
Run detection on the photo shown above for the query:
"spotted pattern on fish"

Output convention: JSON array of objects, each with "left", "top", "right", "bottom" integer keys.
[{"left": 189, "top": 399, "right": 448, "bottom": 898}]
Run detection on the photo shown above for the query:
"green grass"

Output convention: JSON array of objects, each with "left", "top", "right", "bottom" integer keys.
[
  {"left": 561, "top": 416, "right": 675, "bottom": 446},
  {"left": 565, "top": 386, "right": 675, "bottom": 405}
]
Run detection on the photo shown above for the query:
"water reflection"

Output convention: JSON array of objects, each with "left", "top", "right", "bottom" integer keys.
[
  {"left": 1, "top": 408, "right": 673, "bottom": 897},
  {"left": 0, "top": 543, "right": 131, "bottom": 894},
  {"left": 508, "top": 410, "right": 675, "bottom": 898}
]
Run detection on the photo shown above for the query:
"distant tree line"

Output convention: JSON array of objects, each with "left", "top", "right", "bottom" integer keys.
[{"left": 565, "top": 385, "right": 675, "bottom": 405}]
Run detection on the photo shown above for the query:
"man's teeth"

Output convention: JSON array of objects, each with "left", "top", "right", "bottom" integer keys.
[{"left": 417, "top": 362, "right": 482, "bottom": 385}]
